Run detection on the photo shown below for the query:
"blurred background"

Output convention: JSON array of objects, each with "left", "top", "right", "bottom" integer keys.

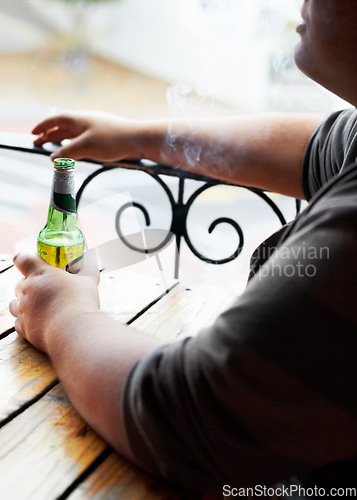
[
  {"left": 0, "top": 0, "right": 347, "bottom": 128},
  {"left": 0, "top": 0, "right": 350, "bottom": 292}
]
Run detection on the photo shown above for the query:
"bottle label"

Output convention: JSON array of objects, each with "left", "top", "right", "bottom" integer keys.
[
  {"left": 51, "top": 171, "right": 76, "bottom": 214},
  {"left": 51, "top": 192, "right": 76, "bottom": 214}
]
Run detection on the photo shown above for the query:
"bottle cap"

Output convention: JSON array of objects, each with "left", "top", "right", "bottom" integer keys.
[{"left": 53, "top": 158, "right": 75, "bottom": 170}]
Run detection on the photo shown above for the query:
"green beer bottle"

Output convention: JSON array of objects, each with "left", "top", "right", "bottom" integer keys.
[{"left": 37, "top": 158, "right": 84, "bottom": 269}]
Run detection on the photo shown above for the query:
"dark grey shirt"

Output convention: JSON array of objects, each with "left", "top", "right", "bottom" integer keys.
[{"left": 123, "top": 109, "right": 357, "bottom": 491}]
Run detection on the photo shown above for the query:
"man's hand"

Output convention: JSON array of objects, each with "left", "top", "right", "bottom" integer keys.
[
  {"left": 9, "top": 253, "right": 100, "bottom": 353},
  {"left": 32, "top": 111, "right": 142, "bottom": 162}
]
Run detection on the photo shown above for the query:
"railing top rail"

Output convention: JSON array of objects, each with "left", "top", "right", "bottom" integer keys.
[{"left": 0, "top": 140, "right": 262, "bottom": 191}]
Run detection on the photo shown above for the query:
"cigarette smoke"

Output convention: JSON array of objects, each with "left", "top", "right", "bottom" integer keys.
[
  {"left": 164, "top": 82, "right": 233, "bottom": 175},
  {"left": 166, "top": 83, "right": 205, "bottom": 169}
]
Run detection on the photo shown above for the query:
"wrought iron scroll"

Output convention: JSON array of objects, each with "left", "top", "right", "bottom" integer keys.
[{"left": 75, "top": 159, "right": 300, "bottom": 279}]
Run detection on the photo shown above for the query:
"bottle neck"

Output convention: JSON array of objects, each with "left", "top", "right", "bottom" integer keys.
[
  {"left": 50, "top": 168, "right": 77, "bottom": 215},
  {"left": 45, "top": 205, "right": 79, "bottom": 232}
]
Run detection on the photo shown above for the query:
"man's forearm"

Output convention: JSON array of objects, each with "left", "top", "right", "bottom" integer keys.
[
  {"left": 46, "top": 309, "right": 162, "bottom": 461},
  {"left": 137, "top": 113, "right": 323, "bottom": 198}
]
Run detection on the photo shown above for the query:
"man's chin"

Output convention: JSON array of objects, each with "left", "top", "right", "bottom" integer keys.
[{"left": 293, "top": 44, "right": 316, "bottom": 81}]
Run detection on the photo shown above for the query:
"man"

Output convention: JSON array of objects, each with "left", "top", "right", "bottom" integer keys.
[{"left": 10, "top": 0, "right": 357, "bottom": 493}]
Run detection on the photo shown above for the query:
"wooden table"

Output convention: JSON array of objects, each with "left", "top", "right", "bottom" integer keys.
[{"left": 0, "top": 253, "right": 235, "bottom": 499}]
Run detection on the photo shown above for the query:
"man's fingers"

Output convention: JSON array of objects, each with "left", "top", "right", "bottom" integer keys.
[
  {"left": 31, "top": 115, "right": 76, "bottom": 135},
  {"left": 13, "top": 253, "right": 48, "bottom": 278},
  {"left": 50, "top": 135, "right": 90, "bottom": 161},
  {"left": 9, "top": 299, "right": 19, "bottom": 318},
  {"left": 14, "top": 251, "right": 99, "bottom": 283},
  {"left": 51, "top": 132, "right": 92, "bottom": 160},
  {"left": 14, "top": 318, "right": 25, "bottom": 338},
  {"left": 33, "top": 127, "right": 76, "bottom": 147},
  {"left": 66, "top": 252, "right": 100, "bottom": 284}
]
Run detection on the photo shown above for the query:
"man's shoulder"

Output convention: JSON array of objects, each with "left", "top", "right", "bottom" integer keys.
[{"left": 299, "top": 163, "right": 357, "bottom": 236}]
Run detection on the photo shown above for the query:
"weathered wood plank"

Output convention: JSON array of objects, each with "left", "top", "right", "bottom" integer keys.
[
  {"left": 67, "top": 450, "right": 200, "bottom": 500},
  {"left": 0, "top": 384, "right": 107, "bottom": 499},
  {"left": 98, "top": 268, "right": 177, "bottom": 323},
  {"left": 0, "top": 264, "right": 21, "bottom": 335},
  {"left": 131, "top": 281, "right": 236, "bottom": 341},
  {"left": 0, "top": 332, "right": 57, "bottom": 421}
]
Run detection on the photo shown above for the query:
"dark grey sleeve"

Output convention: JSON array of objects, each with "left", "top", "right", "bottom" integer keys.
[
  {"left": 123, "top": 167, "right": 357, "bottom": 491},
  {"left": 303, "top": 108, "right": 357, "bottom": 200}
]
